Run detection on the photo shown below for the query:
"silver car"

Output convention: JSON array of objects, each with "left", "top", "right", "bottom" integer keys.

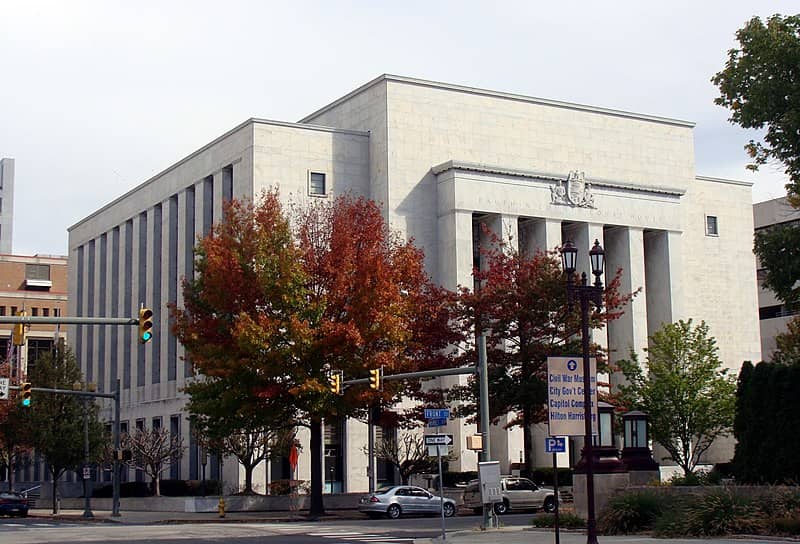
[
  {"left": 359, "top": 485, "right": 457, "bottom": 519},
  {"left": 462, "top": 476, "right": 557, "bottom": 515}
]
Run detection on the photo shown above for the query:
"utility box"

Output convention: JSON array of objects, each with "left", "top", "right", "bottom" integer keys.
[
  {"left": 477, "top": 461, "right": 502, "bottom": 504},
  {"left": 466, "top": 434, "right": 483, "bottom": 451}
]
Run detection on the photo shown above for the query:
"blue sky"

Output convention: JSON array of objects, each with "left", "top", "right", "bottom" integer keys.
[{"left": 1, "top": 1, "right": 796, "bottom": 255}]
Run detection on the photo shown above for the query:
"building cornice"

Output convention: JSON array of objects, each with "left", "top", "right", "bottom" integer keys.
[
  {"left": 300, "top": 74, "right": 696, "bottom": 128},
  {"left": 695, "top": 175, "right": 753, "bottom": 187},
  {"left": 432, "top": 160, "right": 687, "bottom": 196}
]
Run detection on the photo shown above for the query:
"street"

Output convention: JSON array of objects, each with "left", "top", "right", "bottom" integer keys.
[{"left": 0, "top": 512, "right": 535, "bottom": 544}]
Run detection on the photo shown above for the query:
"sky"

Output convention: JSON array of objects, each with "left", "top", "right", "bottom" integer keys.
[{"left": 1, "top": 1, "right": 797, "bottom": 256}]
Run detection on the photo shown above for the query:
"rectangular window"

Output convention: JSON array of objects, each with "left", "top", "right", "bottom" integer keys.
[
  {"left": 309, "top": 172, "right": 326, "bottom": 196},
  {"left": 152, "top": 417, "right": 162, "bottom": 431},
  {"left": 42, "top": 308, "right": 49, "bottom": 317},
  {"left": 25, "top": 264, "right": 51, "bottom": 281},
  {"left": 31, "top": 308, "right": 38, "bottom": 317},
  {"left": 0, "top": 307, "right": 5, "bottom": 316},
  {"left": 706, "top": 215, "right": 719, "bottom": 236}
]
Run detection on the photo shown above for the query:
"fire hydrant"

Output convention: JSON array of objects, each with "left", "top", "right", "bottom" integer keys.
[{"left": 218, "top": 497, "right": 226, "bottom": 518}]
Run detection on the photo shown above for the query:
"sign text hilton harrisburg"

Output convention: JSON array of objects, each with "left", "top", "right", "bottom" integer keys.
[{"left": 546, "top": 356, "right": 598, "bottom": 437}]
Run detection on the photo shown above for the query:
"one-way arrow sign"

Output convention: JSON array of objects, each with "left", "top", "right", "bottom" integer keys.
[{"left": 424, "top": 434, "right": 454, "bottom": 446}]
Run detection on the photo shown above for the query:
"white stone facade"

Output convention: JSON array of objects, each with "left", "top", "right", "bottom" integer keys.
[
  {"left": 0, "top": 158, "right": 15, "bottom": 254},
  {"left": 67, "top": 75, "right": 761, "bottom": 493}
]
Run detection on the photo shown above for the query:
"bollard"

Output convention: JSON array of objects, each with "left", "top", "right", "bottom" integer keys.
[{"left": 218, "top": 497, "right": 226, "bottom": 518}]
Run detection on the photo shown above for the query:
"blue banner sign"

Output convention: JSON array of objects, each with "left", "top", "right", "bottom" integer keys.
[{"left": 426, "top": 418, "right": 448, "bottom": 428}]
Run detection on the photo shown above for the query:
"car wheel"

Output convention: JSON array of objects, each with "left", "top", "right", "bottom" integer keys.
[
  {"left": 387, "top": 504, "right": 402, "bottom": 519},
  {"left": 543, "top": 496, "right": 556, "bottom": 513},
  {"left": 443, "top": 503, "right": 456, "bottom": 518},
  {"left": 493, "top": 500, "right": 509, "bottom": 515}
]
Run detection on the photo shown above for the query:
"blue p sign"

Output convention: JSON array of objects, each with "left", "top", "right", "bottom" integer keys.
[{"left": 545, "top": 437, "right": 566, "bottom": 453}]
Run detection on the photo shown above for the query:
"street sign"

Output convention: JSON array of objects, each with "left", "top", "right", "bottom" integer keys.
[
  {"left": 424, "top": 408, "right": 450, "bottom": 420},
  {"left": 427, "top": 445, "right": 450, "bottom": 457},
  {"left": 424, "top": 434, "right": 454, "bottom": 446},
  {"left": 83, "top": 466, "right": 91, "bottom": 480},
  {"left": 426, "top": 417, "right": 447, "bottom": 428},
  {"left": 0, "top": 378, "right": 8, "bottom": 400},
  {"left": 546, "top": 356, "right": 598, "bottom": 437},
  {"left": 545, "top": 436, "right": 567, "bottom": 453}
]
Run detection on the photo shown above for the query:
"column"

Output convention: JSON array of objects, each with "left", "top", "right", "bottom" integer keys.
[
  {"left": 213, "top": 170, "right": 224, "bottom": 226},
  {"left": 605, "top": 227, "right": 648, "bottom": 386},
  {"left": 436, "top": 209, "right": 477, "bottom": 471},
  {"left": 521, "top": 218, "right": 562, "bottom": 256},
  {"left": 645, "top": 230, "right": 683, "bottom": 335}
]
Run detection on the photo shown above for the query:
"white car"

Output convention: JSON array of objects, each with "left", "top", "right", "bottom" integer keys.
[{"left": 462, "top": 477, "right": 557, "bottom": 515}]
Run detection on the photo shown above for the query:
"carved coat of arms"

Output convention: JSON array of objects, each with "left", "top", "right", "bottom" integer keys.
[{"left": 551, "top": 170, "right": 595, "bottom": 208}]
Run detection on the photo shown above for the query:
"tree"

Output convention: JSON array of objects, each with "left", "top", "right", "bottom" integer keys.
[
  {"left": 0, "top": 359, "right": 32, "bottom": 491},
  {"left": 618, "top": 320, "right": 736, "bottom": 476},
  {"left": 369, "top": 429, "right": 437, "bottom": 485},
  {"left": 451, "top": 235, "right": 636, "bottom": 474},
  {"left": 122, "top": 427, "right": 184, "bottom": 496},
  {"left": 23, "top": 347, "right": 107, "bottom": 512},
  {"left": 173, "top": 190, "right": 459, "bottom": 516},
  {"left": 753, "top": 222, "right": 800, "bottom": 307},
  {"left": 712, "top": 14, "right": 800, "bottom": 206},
  {"left": 185, "top": 372, "right": 296, "bottom": 494},
  {"left": 772, "top": 315, "right": 800, "bottom": 364}
]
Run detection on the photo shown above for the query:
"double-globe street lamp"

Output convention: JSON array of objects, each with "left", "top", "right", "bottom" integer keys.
[{"left": 560, "top": 239, "right": 605, "bottom": 544}]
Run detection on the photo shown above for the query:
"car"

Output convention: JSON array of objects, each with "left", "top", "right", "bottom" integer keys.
[
  {"left": 462, "top": 476, "right": 557, "bottom": 515},
  {"left": 358, "top": 485, "right": 457, "bottom": 519},
  {"left": 0, "top": 492, "right": 29, "bottom": 517}
]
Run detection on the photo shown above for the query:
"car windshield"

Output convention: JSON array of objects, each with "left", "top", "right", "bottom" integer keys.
[{"left": 375, "top": 486, "right": 395, "bottom": 494}]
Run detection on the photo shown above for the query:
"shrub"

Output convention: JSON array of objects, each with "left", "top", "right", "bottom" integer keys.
[
  {"left": 598, "top": 490, "right": 670, "bottom": 534},
  {"left": 533, "top": 513, "right": 586, "bottom": 529},
  {"left": 771, "top": 516, "right": 800, "bottom": 536},
  {"left": 685, "top": 489, "right": 763, "bottom": 536}
]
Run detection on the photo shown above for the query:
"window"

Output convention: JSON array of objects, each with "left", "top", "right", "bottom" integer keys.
[
  {"left": 0, "top": 307, "right": 5, "bottom": 316},
  {"left": 706, "top": 215, "right": 719, "bottom": 236},
  {"left": 25, "top": 264, "right": 52, "bottom": 289},
  {"left": 309, "top": 172, "right": 327, "bottom": 196},
  {"left": 31, "top": 308, "right": 38, "bottom": 317},
  {"left": 42, "top": 308, "right": 49, "bottom": 317}
]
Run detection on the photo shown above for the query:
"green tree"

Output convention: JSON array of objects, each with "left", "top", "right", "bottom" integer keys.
[
  {"left": 23, "top": 347, "right": 108, "bottom": 512},
  {"left": 772, "top": 316, "right": 800, "bottom": 364},
  {"left": 184, "top": 372, "right": 296, "bottom": 494},
  {"left": 618, "top": 320, "right": 736, "bottom": 476},
  {"left": 712, "top": 14, "right": 800, "bottom": 206},
  {"left": 753, "top": 222, "right": 800, "bottom": 307}
]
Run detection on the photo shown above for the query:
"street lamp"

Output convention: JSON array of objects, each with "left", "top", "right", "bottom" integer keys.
[{"left": 561, "top": 238, "right": 605, "bottom": 544}]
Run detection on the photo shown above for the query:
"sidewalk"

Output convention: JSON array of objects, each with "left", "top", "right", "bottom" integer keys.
[{"left": 29, "top": 507, "right": 366, "bottom": 524}]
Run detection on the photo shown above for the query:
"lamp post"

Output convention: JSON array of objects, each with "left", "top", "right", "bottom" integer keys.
[{"left": 561, "top": 239, "right": 605, "bottom": 544}]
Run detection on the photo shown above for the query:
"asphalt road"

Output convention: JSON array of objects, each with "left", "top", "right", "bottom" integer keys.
[{"left": 0, "top": 512, "right": 537, "bottom": 544}]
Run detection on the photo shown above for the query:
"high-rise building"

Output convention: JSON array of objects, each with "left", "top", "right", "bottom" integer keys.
[{"left": 0, "top": 158, "right": 15, "bottom": 254}]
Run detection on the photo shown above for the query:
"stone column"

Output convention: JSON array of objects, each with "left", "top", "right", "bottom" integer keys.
[
  {"left": 437, "top": 208, "right": 478, "bottom": 471},
  {"left": 605, "top": 227, "right": 648, "bottom": 386},
  {"left": 213, "top": 170, "right": 224, "bottom": 226},
  {"left": 521, "top": 218, "right": 562, "bottom": 256},
  {"left": 645, "top": 230, "right": 683, "bottom": 333}
]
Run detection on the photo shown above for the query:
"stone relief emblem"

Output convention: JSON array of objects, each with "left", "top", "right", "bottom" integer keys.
[{"left": 551, "top": 170, "right": 595, "bottom": 208}]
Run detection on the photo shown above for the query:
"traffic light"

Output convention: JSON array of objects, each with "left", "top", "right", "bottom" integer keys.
[
  {"left": 329, "top": 370, "right": 342, "bottom": 395},
  {"left": 12, "top": 311, "right": 26, "bottom": 346},
  {"left": 138, "top": 308, "right": 154, "bottom": 344},
  {"left": 21, "top": 382, "right": 32, "bottom": 407},
  {"left": 368, "top": 367, "right": 383, "bottom": 391}
]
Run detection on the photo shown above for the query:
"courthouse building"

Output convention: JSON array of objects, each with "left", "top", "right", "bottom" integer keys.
[{"left": 68, "top": 75, "right": 761, "bottom": 492}]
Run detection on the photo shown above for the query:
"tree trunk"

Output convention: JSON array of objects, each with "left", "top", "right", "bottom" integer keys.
[
  {"left": 522, "top": 405, "right": 533, "bottom": 477},
  {"left": 7, "top": 454, "right": 14, "bottom": 491},
  {"left": 243, "top": 463, "right": 254, "bottom": 494},
  {"left": 309, "top": 416, "right": 325, "bottom": 517},
  {"left": 152, "top": 469, "right": 161, "bottom": 496},
  {"left": 51, "top": 474, "right": 58, "bottom": 514}
]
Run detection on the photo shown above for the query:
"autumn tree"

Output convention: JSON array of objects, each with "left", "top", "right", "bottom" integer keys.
[
  {"left": 713, "top": 14, "right": 800, "bottom": 206},
  {"left": 772, "top": 316, "right": 800, "bottom": 365},
  {"left": 452, "top": 235, "right": 635, "bottom": 474},
  {"left": 122, "top": 427, "right": 184, "bottom": 496},
  {"left": 173, "top": 190, "right": 459, "bottom": 516},
  {"left": 617, "top": 320, "right": 736, "bottom": 476}
]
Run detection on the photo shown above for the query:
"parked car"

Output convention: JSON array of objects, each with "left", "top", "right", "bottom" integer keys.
[
  {"left": 0, "top": 492, "right": 29, "bottom": 517},
  {"left": 462, "top": 476, "right": 557, "bottom": 515},
  {"left": 359, "top": 485, "right": 457, "bottom": 519}
]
